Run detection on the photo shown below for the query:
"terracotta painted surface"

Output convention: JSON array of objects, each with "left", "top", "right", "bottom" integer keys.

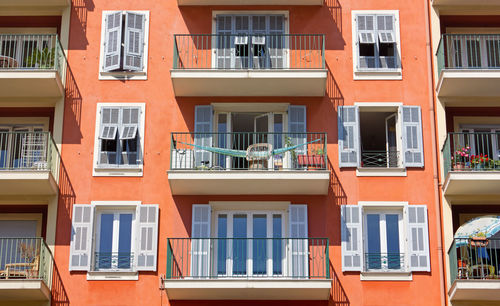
[{"left": 53, "top": 0, "right": 442, "bottom": 305}]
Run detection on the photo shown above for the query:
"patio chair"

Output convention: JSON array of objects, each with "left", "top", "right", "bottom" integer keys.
[{"left": 4, "top": 255, "right": 40, "bottom": 279}]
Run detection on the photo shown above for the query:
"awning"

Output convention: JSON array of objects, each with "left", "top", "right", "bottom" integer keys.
[{"left": 454, "top": 215, "right": 500, "bottom": 247}]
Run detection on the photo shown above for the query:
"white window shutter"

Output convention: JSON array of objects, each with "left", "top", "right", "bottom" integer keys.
[
  {"left": 98, "top": 107, "right": 120, "bottom": 165},
  {"left": 289, "top": 204, "right": 308, "bottom": 278},
  {"left": 338, "top": 106, "right": 360, "bottom": 167},
  {"left": 69, "top": 204, "right": 94, "bottom": 271},
  {"left": 401, "top": 106, "right": 424, "bottom": 167},
  {"left": 288, "top": 105, "right": 307, "bottom": 155},
  {"left": 194, "top": 106, "right": 213, "bottom": 168},
  {"left": 123, "top": 12, "right": 146, "bottom": 71},
  {"left": 103, "top": 11, "right": 123, "bottom": 71},
  {"left": 136, "top": 204, "right": 159, "bottom": 271},
  {"left": 191, "top": 204, "right": 211, "bottom": 278},
  {"left": 341, "top": 205, "right": 362, "bottom": 271},
  {"left": 405, "top": 205, "right": 430, "bottom": 272}
]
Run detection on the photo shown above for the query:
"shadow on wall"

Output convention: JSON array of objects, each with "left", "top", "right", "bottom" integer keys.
[
  {"left": 63, "top": 65, "right": 83, "bottom": 144},
  {"left": 325, "top": 0, "right": 342, "bottom": 36},
  {"left": 329, "top": 261, "right": 350, "bottom": 305},
  {"left": 51, "top": 262, "right": 70, "bottom": 306},
  {"left": 56, "top": 160, "right": 76, "bottom": 249},
  {"left": 326, "top": 62, "right": 344, "bottom": 111},
  {"left": 70, "top": 0, "right": 94, "bottom": 50}
]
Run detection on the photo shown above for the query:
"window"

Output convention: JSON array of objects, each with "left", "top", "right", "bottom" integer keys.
[
  {"left": 352, "top": 11, "right": 401, "bottom": 79},
  {"left": 338, "top": 105, "right": 424, "bottom": 171},
  {"left": 99, "top": 11, "right": 149, "bottom": 79},
  {"left": 341, "top": 204, "right": 430, "bottom": 276},
  {"left": 0, "top": 125, "right": 47, "bottom": 170},
  {"left": 93, "top": 103, "right": 145, "bottom": 176},
  {"left": 69, "top": 203, "right": 159, "bottom": 278}
]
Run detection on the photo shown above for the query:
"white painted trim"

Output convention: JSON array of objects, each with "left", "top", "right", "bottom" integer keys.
[
  {"left": 358, "top": 201, "right": 408, "bottom": 207},
  {"left": 355, "top": 102, "right": 403, "bottom": 108},
  {"left": 211, "top": 10, "right": 290, "bottom": 35},
  {"left": 164, "top": 279, "right": 332, "bottom": 289},
  {"left": 212, "top": 103, "right": 289, "bottom": 113},
  {"left": 87, "top": 271, "right": 138, "bottom": 281},
  {"left": 356, "top": 168, "right": 407, "bottom": 177},
  {"left": 170, "top": 70, "right": 326, "bottom": 78},
  {"left": 209, "top": 201, "right": 290, "bottom": 211},
  {"left": 0, "top": 279, "right": 51, "bottom": 300},
  {"left": 92, "top": 103, "right": 145, "bottom": 177},
  {"left": 351, "top": 10, "right": 402, "bottom": 80},
  {"left": 98, "top": 11, "right": 150, "bottom": 80},
  {"left": 360, "top": 272, "right": 412, "bottom": 281},
  {"left": 91, "top": 201, "right": 142, "bottom": 206}
]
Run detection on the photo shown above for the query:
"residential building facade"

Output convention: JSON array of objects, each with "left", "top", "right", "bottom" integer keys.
[
  {"left": 430, "top": 0, "right": 500, "bottom": 305},
  {"left": 0, "top": 0, "right": 445, "bottom": 305}
]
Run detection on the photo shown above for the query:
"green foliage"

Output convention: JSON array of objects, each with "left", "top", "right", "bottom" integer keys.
[{"left": 24, "top": 47, "right": 56, "bottom": 68}]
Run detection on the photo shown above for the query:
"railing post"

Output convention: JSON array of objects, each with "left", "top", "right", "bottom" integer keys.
[
  {"left": 325, "top": 238, "right": 330, "bottom": 279},
  {"left": 322, "top": 34, "right": 325, "bottom": 69},
  {"left": 166, "top": 239, "right": 172, "bottom": 279},
  {"left": 173, "top": 35, "right": 179, "bottom": 69}
]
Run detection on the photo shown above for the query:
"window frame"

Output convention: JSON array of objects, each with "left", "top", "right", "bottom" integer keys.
[
  {"left": 92, "top": 103, "right": 145, "bottom": 177},
  {"left": 351, "top": 10, "right": 402, "bottom": 80},
  {"left": 98, "top": 10, "right": 150, "bottom": 80}
]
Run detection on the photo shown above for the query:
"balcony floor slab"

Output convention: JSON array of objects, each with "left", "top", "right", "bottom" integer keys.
[
  {"left": 0, "top": 280, "right": 51, "bottom": 301},
  {"left": 449, "top": 280, "right": 500, "bottom": 301},
  {"left": 0, "top": 171, "right": 58, "bottom": 195}
]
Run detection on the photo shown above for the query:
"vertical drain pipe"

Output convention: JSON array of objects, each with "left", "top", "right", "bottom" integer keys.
[{"left": 424, "top": 0, "right": 447, "bottom": 305}]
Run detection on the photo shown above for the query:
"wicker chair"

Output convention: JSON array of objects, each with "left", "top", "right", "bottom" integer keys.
[{"left": 246, "top": 143, "right": 273, "bottom": 170}]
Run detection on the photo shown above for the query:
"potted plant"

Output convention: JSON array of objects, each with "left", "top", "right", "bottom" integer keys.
[
  {"left": 24, "top": 47, "right": 56, "bottom": 69},
  {"left": 470, "top": 232, "right": 489, "bottom": 247},
  {"left": 470, "top": 154, "right": 489, "bottom": 170},
  {"left": 453, "top": 146, "right": 470, "bottom": 170},
  {"left": 297, "top": 146, "right": 326, "bottom": 170}
]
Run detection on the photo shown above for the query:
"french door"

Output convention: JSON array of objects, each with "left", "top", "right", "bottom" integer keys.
[
  {"left": 0, "top": 125, "right": 45, "bottom": 169},
  {"left": 214, "top": 211, "right": 286, "bottom": 277},
  {"left": 460, "top": 127, "right": 500, "bottom": 161}
]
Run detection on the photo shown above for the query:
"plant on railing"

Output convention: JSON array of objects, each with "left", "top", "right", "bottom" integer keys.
[
  {"left": 470, "top": 154, "right": 492, "bottom": 170},
  {"left": 24, "top": 47, "right": 55, "bottom": 69},
  {"left": 285, "top": 136, "right": 298, "bottom": 168},
  {"left": 452, "top": 146, "right": 470, "bottom": 169}
]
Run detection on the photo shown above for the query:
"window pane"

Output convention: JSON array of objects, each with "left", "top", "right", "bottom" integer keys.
[
  {"left": 233, "top": 214, "right": 247, "bottom": 275},
  {"left": 366, "top": 214, "right": 381, "bottom": 269},
  {"left": 385, "top": 214, "right": 401, "bottom": 270},
  {"left": 118, "top": 214, "right": 133, "bottom": 269},
  {"left": 217, "top": 215, "right": 227, "bottom": 275},
  {"left": 98, "top": 214, "right": 114, "bottom": 269},
  {"left": 273, "top": 215, "right": 283, "bottom": 275},
  {"left": 253, "top": 215, "right": 267, "bottom": 275}
]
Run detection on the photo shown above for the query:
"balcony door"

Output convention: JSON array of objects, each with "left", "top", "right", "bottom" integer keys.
[
  {"left": 215, "top": 211, "right": 286, "bottom": 278},
  {"left": 215, "top": 14, "right": 286, "bottom": 69},
  {"left": 460, "top": 126, "right": 500, "bottom": 161},
  {"left": 0, "top": 125, "right": 45, "bottom": 169}
]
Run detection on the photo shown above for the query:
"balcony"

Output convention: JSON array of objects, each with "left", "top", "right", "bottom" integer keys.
[
  {"left": 177, "top": 0, "right": 322, "bottom": 5},
  {"left": 171, "top": 34, "right": 327, "bottom": 97},
  {"left": 0, "top": 34, "right": 67, "bottom": 99},
  {"left": 0, "top": 131, "right": 60, "bottom": 195},
  {"left": 441, "top": 132, "right": 500, "bottom": 196},
  {"left": 163, "top": 238, "right": 331, "bottom": 300},
  {"left": 448, "top": 238, "right": 500, "bottom": 301},
  {"left": 167, "top": 132, "right": 330, "bottom": 195},
  {"left": 0, "top": 238, "right": 54, "bottom": 302},
  {"left": 436, "top": 34, "right": 500, "bottom": 101}
]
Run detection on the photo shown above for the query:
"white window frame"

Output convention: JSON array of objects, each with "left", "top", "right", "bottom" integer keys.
[
  {"left": 213, "top": 210, "right": 287, "bottom": 278},
  {"left": 92, "top": 103, "right": 145, "bottom": 177},
  {"left": 352, "top": 10, "right": 402, "bottom": 80},
  {"left": 94, "top": 208, "right": 137, "bottom": 272},
  {"left": 211, "top": 11, "right": 290, "bottom": 70},
  {"left": 98, "top": 11, "right": 150, "bottom": 80},
  {"left": 353, "top": 102, "right": 407, "bottom": 177}
]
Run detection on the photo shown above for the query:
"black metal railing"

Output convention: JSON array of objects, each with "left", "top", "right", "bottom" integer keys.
[
  {"left": 449, "top": 238, "right": 500, "bottom": 282},
  {"left": 361, "top": 151, "right": 400, "bottom": 168},
  {"left": 364, "top": 253, "right": 406, "bottom": 272},
  {"left": 166, "top": 238, "right": 329, "bottom": 279},
  {"left": 93, "top": 252, "right": 135, "bottom": 271}
]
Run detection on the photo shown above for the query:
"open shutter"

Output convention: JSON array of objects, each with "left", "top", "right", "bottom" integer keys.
[
  {"left": 98, "top": 107, "right": 120, "bottom": 165},
  {"left": 136, "top": 204, "right": 159, "bottom": 271},
  {"left": 191, "top": 204, "right": 211, "bottom": 278},
  {"left": 289, "top": 204, "right": 308, "bottom": 278},
  {"left": 120, "top": 107, "right": 141, "bottom": 165},
  {"left": 377, "top": 15, "right": 397, "bottom": 69},
  {"left": 406, "top": 205, "right": 430, "bottom": 272},
  {"left": 357, "top": 15, "right": 376, "bottom": 69},
  {"left": 123, "top": 12, "right": 145, "bottom": 71},
  {"left": 69, "top": 204, "right": 94, "bottom": 271},
  {"left": 288, "top": 105, "right": 307, "bottom": 156},
  {"left": 341, "top": 205, "right": 363, "bottom": 271},
  {"left": 401, "top": 106, "right": 424, "bottom": 167},
  {"left": 103, "top": 11, "right": 122, "bottom": 72},
  {"left": 338, "top": 106, "right": 359, "bottom": 167},
  {"left": 194, "top": 106, "right": 213, "bottom": 168}
]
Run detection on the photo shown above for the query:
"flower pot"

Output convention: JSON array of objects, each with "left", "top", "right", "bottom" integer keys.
[{"left": 470, "top": 236, "right": 489, "bottom": 247}]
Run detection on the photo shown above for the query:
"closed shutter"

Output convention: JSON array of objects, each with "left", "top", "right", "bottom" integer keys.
[
  {"left": 194, "top": 105, "right": 213, "bottom": 168},
  {"left": 103, "top": 11, "right": 123, "bottom": 71},
  {"left": 289, "top": 204, "right": 308, "bottom": 278},
  {"left": 120, "top": 107, "right": 141, "bottom": 165},
  {"left": 406, "top": 205, "right": 430, "bottom": 272},
  {"left": 288, "top": 105, "right": 307, "bottom": 156},
  {"left": 338, "top": 106, "right": 359, "bottom": 167},
  {"left": 98, "top": 107, "right": 120, "bottom": 165},
  {"left": 216, "top": 15, "right": 232, "bottom": 69},
  {"left": 69, "top": 204, "right": 94, "bottom": 271},
  {"left": 136, "top": 205, "right": 159, "bottom": 271},
  {"left": 191, "top": 204, "right": 211, "bottom": 278},
  {"left": 268, "top": 15, "right": 285, "bottom": 69},
  {"left": 401, "top": 106, "right": 424, "bottom": 167},
  {"left": 123, "top": 12, "right": 146, "bottom": 71},
  {"left": 357, "top": 15, "right": 376, "bottom": 69},
  {"left": 341, "top": 205, "right": 363, "bottom": 271}
]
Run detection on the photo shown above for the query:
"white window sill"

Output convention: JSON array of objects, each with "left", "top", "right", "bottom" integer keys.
[
  {"left": 360, "top": 271, "right": 412, "bottom": 281},
  {"left": 99, "top": 71, "right": 147, "bottom": 80},
  {"left": 356, "top": 167, "right": 407, "bottom": 177},
  {"left": 87, "top": 271, "right": 138, "bottom": 281},
  {"left": 354, "top": 69, "right": 402, "bottom": 80},
  {"left": 93, "top": 165, "right": 143, "bottom": 177}
]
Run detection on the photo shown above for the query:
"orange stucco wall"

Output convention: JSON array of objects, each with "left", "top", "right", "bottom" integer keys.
[{"left": 54, "top": 0, "right": 442, "bottom": 305}]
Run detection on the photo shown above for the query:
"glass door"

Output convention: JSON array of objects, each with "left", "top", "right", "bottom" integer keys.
[{"left": 385, "top": 114, "right": 398, "bottom": 167}]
